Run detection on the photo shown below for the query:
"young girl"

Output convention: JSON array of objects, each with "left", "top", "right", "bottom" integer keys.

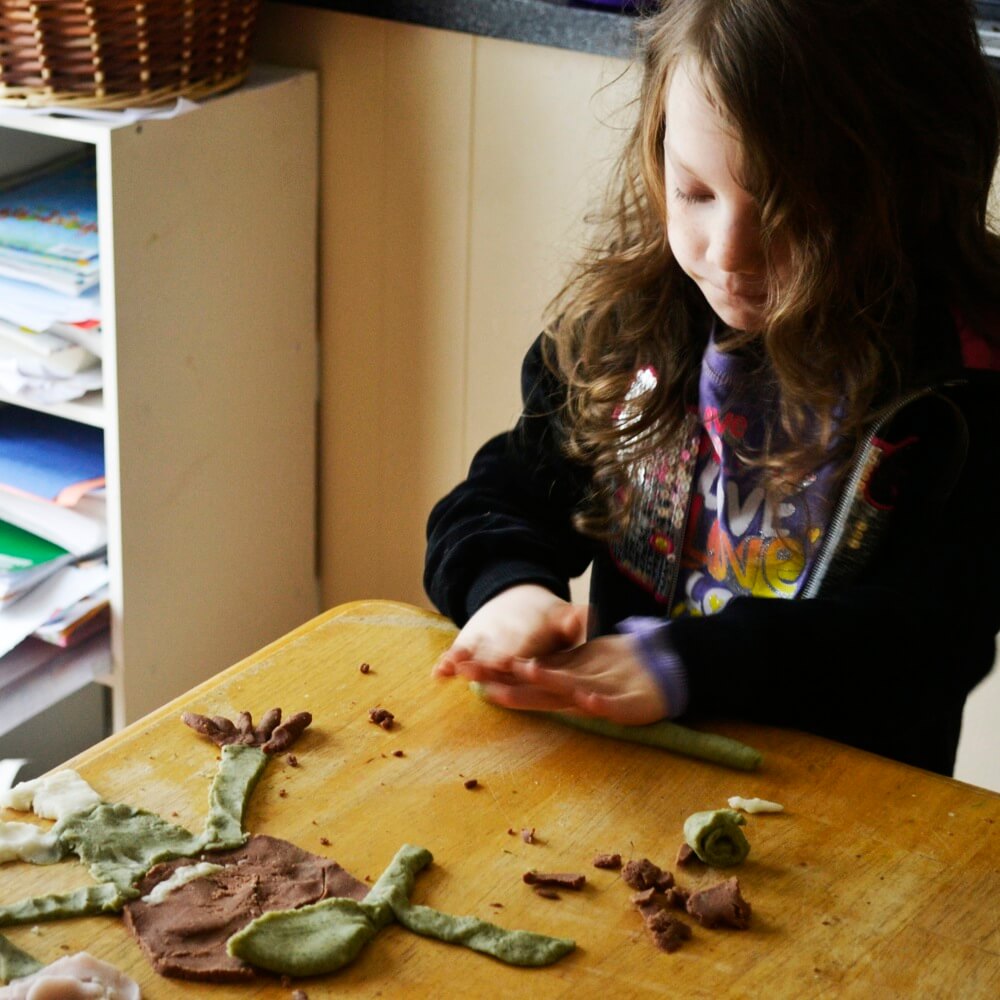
[{"left": 424, "top": 0, "right": 1000, "bottom": 776}]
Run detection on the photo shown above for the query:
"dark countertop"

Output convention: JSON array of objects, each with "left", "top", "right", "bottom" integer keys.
[
  {"left": 267, "top": 0, "right": 643, "bottom": 59},
  {"left": 268, "top": 1, "right": 998, "bottom": 68}
]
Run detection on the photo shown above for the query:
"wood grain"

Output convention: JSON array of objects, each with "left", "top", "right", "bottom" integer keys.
[{"left": 2, "top": 600, "right": 998, "bottom": 997}]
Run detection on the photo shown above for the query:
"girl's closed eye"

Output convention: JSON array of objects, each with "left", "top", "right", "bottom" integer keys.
[{"left": 673, "top": 187, "right": 712, "bottom": 205}]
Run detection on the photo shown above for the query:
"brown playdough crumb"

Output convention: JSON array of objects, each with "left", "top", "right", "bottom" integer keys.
[
  {"left": 643, "top": 908, "right": 692, "bottom": 953},
  {"left": 287, "top": 754, "right": 299, "bottom": 768},
  {"left": 686, "top": 877, "right": 752, "bottom": 929},
  {"left": 632, "top": 888, "right": 694, "bottom": 953},
  {"left": 533, "top": 887, "right": 560, "bottom": 900},
  {"left": 593, "top": 852, "right": 622, "bottom": 870},
  {"left": 676, "top": 842, "right": 699, "bottom": 867},
  {"left": 359, "top": 662, "right": 371, "bottom": 673},
  {"left": 368, "top": 707, "right": 395, "bottom": 730},
  {"left": 464, "top": 778, "right": 479, "bottom": 790},
  {"left": 392, "top": 750, "right": 405, "bottom": 757},
  {"left": 523, "top": 871, "right": 586, "bottom": 891},
  {"left": 123, "top": 834, "right": 368, "bottom": 981},
  {"left": 622, "top": 858, "right": 674, "bottom": 892},
  {"left": 662, "top": 886, "right": 690, "bottom": 910}
]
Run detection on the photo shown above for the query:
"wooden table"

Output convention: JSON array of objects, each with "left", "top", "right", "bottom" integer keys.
[{"left": 2, "top": 599, "right": 999, "bottom": 998}]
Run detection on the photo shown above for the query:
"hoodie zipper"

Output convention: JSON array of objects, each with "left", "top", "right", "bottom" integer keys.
[{"left": 798, "top": 385, "right": 940, "bottom": 599}]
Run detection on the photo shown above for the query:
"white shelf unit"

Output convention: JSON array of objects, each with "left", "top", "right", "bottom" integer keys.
[{"left": 0, "top": 65, "right": 320, "bottom": 730}]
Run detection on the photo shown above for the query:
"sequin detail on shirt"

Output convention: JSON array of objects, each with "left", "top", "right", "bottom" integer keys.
[{"left": 608, "top": 366, "right": 702, "bottom": 605}]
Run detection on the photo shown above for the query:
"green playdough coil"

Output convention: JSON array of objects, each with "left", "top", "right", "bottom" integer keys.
[
  {"left": 468, "top": 682, "right": 762, "bottom": 771},
  {"left": 683, "top": 809, "right": 750, "bottom": 866}
]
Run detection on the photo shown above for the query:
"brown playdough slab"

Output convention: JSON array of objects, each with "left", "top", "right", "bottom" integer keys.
[{"left": 122, "top": 834, "right": 368, "bottom": 982}]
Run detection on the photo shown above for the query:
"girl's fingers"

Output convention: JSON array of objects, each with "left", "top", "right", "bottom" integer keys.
[
  {"left": 437, "top": 658, "right": 524, "bottom": 687},
  {"left": 432, "top": 645, "right": 473, "bottom": 677},
  {"left": 509, "top": 656, "right": 578, "bottom": 694},
  {"left": 479, "top": 679, "right": 577, "bottom": 713}
]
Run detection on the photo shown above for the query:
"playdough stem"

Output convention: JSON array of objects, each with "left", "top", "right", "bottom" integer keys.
[
  {"left": 394, "top": 904, "right": 575, "bottom": 967},
  {"left": 468, "top": 683, "right": 762, "bottom": 771},
  {"left": 202, "top": 743, "right": 267, "bottom": 848},
  {"left": 363, "top": 843, "right": 433, "bottom": 915}
]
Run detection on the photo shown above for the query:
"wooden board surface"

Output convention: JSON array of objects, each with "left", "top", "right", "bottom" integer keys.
[{"left": 2, "top": 599, "right": 999, "bottom": 997}]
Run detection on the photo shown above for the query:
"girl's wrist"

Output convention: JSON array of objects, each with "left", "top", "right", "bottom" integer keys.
[{"left": 617, "top": 617, "right": 690, "bottom": 718}]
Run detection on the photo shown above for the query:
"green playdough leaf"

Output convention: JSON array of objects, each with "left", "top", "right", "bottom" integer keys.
[
  {"left": 0, "top": 932, "right": 43, "bottom": 982},
  {"left": 469, "top": 682, "right": 762, "bottom": 771},
  {"left": 55, "top": 803, "right": 204, "bottom": 891},
  {"left": 683, "top": 808, "right": 751, "bottom": 866},
  {"left": 228, "top": 897, "right": 379, "bottom": 976}
]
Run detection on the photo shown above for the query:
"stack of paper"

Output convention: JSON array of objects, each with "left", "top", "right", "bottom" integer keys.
[
  {"left": 0, "top": 153, "right": 100, "bottom": 294},
  {"left": 0, "top": 405, "right": 107, "bottom": 554},
  {"left": 0, "top": 154, "right": 102, "bottom": 405},
  {"left": 0, "top": 404, "right": 110, "bottom": 716},
  {"left": 0, "top": 519, "right": 79, "bottom": 604},
  {"left": 0, "top": 557, "right": 108, "bottom": 660}
]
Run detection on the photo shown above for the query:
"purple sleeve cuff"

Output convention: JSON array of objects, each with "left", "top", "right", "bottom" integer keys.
[{"left": 616, "top": 616, "right": 689, "bottom": 718}]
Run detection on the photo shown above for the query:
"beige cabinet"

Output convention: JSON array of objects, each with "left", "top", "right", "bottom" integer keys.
[{"left": 0, "top": 67, "right": 320, "bottom": 729}]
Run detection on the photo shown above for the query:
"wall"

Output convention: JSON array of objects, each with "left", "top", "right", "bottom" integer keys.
[
  {"left": 253, "top": 5, "right": 998, "bottom": 792},
  {"left": 254, "top": 4, "right": 637, "bottom": 610}
]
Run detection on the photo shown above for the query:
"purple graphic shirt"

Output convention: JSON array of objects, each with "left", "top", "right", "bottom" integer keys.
[{"left": 675, "top": 332, "right": 839, "bottom": 617}]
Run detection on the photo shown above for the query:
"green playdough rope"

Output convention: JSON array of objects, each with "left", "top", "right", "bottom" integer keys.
[
  {"left": 468, "top": 682, "right": 762, "bottom": 771},
  {"left": 683, "top": 809, "right": 751, "bottom": 866}
]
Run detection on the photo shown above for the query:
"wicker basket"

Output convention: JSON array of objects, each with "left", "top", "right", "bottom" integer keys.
[{"left": 0, "top": 1, "right": 261, "bottom": 109}]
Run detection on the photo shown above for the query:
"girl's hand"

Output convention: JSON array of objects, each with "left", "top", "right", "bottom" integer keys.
[
  {"left": 477, "top": 634, "right": 669, "bottom": 726},
  {"left": 433, "top": 584, "right": 588, "bottom": 680}
]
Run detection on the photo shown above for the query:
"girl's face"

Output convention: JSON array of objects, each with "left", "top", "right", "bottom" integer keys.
[{"left": 664, "top": 60, "right": 775, "bottom": 332}]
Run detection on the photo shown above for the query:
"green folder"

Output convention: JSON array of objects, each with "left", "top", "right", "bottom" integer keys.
[{"left": 0, "top": 518, "right": 67, "bottom": 573}]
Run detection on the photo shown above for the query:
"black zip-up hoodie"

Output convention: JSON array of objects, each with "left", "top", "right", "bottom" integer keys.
[{"left": 425, "top": 306, "right": 1000, "bottom": 776}]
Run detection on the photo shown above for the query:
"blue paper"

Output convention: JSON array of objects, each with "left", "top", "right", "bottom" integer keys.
[{"left": 0, "top": 406, "right": 104, "bottom": 502}]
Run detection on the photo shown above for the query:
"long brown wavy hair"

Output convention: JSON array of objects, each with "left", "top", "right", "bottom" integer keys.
[{"left": 544, "top": 0, "right": 1000, "bottom": 538}]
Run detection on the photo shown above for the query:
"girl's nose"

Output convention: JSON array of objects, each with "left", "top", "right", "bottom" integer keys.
[{"left": 706, "top": 209, "right": 762, "bottom": 274}]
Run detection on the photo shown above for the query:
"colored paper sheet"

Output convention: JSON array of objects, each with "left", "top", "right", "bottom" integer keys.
[{"left": 0, "top": 406, "right": 104, "bottom": 504}]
